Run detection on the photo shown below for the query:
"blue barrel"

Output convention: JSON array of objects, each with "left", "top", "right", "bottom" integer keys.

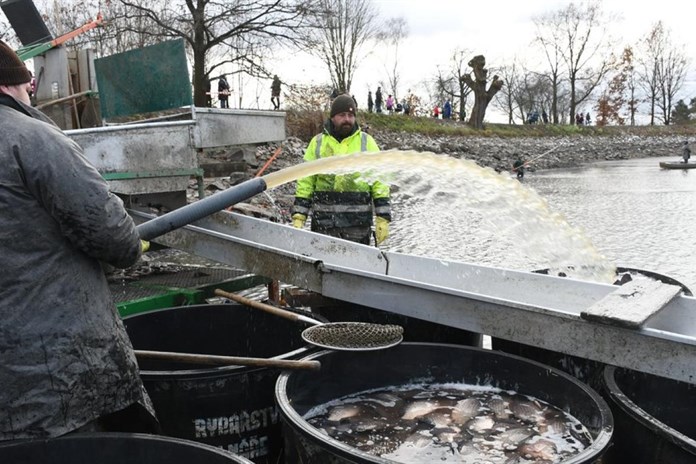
[
  {"left": 276, "top": 343, "right": 613, "bottom": 463},
  {"left": 0, "top": 432, "right": 253, "bottom": 463},
  {"left": 602, "top": 366, "right": 696, "bottom": 463},
  {"left": 123, "top": 303, "right": 314, "bottom": 464}
]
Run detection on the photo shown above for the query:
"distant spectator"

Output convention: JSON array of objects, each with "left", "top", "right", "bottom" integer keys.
[
  {"left": 575, "top": 112, "right": 583, "bottom": 125},
  {"left": 386, "top": 94, "right": 394, "bottom": 113},
  {"left": 402, "top": 99, "right": 410, "bottom": 116},
  {"left": 367, "top": 90, "right": 374, "bottom": 113},
  {"left": 443, "top": 100, "right": 452, "bottom": 119},
  {"left": 433, "top": 105, "right": 440, "bottom": 119},
  {"left": 375, "top": 87, "right": 383, "bottom": 113},
  {"left": 218, "top": 76, "right": 230, "bottom": 109},
  {"left": 271, "top": 74, "right": 281, "bottom": 110},
  {"left": 542, "top": 110, "right": 549, "bottom": 124},
  {"left": 585, "top": 112, "right": 591, "bottom": 125},
  {"left": 330, "top": 88, "right": 339, "bottom": 100}
]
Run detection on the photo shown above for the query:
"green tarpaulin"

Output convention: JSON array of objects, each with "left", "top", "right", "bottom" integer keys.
[{"left": 95, "top": 39, "right": 192, "bottom": 119}]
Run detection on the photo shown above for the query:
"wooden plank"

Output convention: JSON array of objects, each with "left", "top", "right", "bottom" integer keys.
[{"left": 581, "top": 280, "right": 682, "bottom": 329}]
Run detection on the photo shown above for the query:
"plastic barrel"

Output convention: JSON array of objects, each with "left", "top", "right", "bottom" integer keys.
[
  {"left": 602, "top": 366, "right": 696, "bottom": 463},
  {"left": 276, "top": 342, "right": 613, "bottom": 463},
  {"left": 311, "top": 301, "right": 482, "bottom": 347},
  {"left": 492, "top": 267, "right": 692, "bottom": 389},
  {"left": 123, "top": 303, "right": 314, "bottom": 464},
  {"left": 0, "top": 432, "right": 253, "bottom": 463}
]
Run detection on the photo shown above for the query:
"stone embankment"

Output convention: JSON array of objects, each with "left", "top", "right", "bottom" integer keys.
[{"left": 197, "top": 132, "right": 687, "bottom": 221}]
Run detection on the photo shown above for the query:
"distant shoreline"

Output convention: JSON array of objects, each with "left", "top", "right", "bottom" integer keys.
[{"left": 373, "top": 131, "right": 689, "bottom": 172}]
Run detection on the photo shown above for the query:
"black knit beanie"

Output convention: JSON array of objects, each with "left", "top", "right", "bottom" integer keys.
[
  {"left": 331, "top": 94, "right": 356, "bottom": 117},
  {"left": 0, "top": 40, "right": 31, "bottom": 86}
]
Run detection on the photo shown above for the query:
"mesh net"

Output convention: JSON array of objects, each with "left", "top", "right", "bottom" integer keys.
[{"left": 302, "top": 322, "right": 404, "bottom": 350}]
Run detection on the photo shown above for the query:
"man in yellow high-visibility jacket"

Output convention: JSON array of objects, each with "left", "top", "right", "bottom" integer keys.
[{"left": 291, "top": 94, "right": 391, "bottom": 245}]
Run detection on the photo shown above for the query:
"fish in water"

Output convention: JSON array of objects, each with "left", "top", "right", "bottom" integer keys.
[
  {"left": 466, "top": 414, "right": 496, "bottom": 434},
  {"left": 327, "top": 404, "right": 362, "bottom": 422},
  {"left": 519, "top": 438, "right": 558, "bottom": 461},
  {"left": 488, "top": 397, "right": 510, "bottom": 419},
  {"left": 509, "top": 397, "right": 545, "bottom": 424},
  {"left": 304, "top": 383, "right": 592, "bottom": 464},
  {"left": 401, "top": 400, "right": 441, "bottom": 420},
  {"left": 451, "top": 397, "right": 481, "bottom": 424},
  {"left": 499, "top": 427, "right": 535, "bottom": 448}
]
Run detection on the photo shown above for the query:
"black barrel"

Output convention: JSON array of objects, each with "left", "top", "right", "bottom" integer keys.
[
  {"left": 0, "top": 432, "right": 253, "bottom": 463},
  {"left": 123, "top": 303, "right": 313, "bottom": 464},
  {"left": 276, "top": 342, "right": 613, "bottom": 463},
  {"left": 311, "top": 301, "right": 482, "bottom": 346},
  {"left": 602, "top": 366, "right": 696, "bottom": 463},
  {"left": 492, "top": 267, "right": 692, "bottom": 389}
]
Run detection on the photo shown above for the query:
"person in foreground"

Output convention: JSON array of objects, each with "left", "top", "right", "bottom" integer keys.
[
  {"left": 291, "top": 94, "right": 391, "bottom": 245},
  {"left": 0, "top": 39, "right": 158, "bottom": 440}
]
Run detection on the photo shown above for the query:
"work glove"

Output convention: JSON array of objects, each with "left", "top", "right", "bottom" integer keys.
[
  {"left": 141, "top": 240, "right": 150, "bottom": 253},
  {"left": 375, "top": 216, "right": 389, "bottom": 245},
  {"left": 292, "top": 213, "right": 307, "bottom": 229}
]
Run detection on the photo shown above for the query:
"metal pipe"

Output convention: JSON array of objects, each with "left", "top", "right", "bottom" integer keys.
[{"left": 136, "top": 177, "right": 267, "bottom": 240}]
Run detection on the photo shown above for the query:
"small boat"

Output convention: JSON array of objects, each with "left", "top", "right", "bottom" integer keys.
[{"left": 659, "top": 161, "right": 696, "bottom": 169}]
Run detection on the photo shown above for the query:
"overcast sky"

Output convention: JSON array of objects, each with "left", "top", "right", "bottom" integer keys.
[{"left": 252, "top": 0, "right": 696, "bottom": 122}]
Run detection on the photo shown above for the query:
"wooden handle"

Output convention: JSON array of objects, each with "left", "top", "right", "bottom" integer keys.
[
  {"left": 134, "top": 350, "right": 320, "bottom": 370},
  {"left": 214, "top": 289, "right": 317, "bottom": 324}
]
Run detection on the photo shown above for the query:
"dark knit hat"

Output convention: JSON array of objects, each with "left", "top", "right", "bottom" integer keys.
[
  {"left": 331, "top": 94, "right": 356, "bottom": 117},
  {"left": 0, "top": 40, "right": 32, "bottom": 86}
]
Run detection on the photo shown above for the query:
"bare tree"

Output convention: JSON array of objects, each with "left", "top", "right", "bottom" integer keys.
[
  {"left": 461, "top": 55, "right": 503, "bottom": 129},
  {"left": 624, "top": 47, "right": 639, "bottom": 126},
  {"left": 375, "top": 16, "right": 408, "bottom": 102},
  {"left": 492, "top": 60, "right": 523, "bottom": 124},
  {"left": 636, "top": 21, "right": 688, "bottom": 125},
  {"left": 534, "top": 1, "right": 615, "bottom": 124},
  {"left": 434, "top": 48, "right": 472, "bottom": 121},
  {"left": 308, "top": 0, "right": 379, "bottom": 94},
  {"left": 31, "top": 0, "right": 163, "bottom": 56},
  {"left": 533, "top": 12, "right": 565, "bottom": 124},
  {"left": 656, "top": 47, "right": 688, "bottom": 125},
  {"left": 118, "top": 0, "right": 313, "bottom": 107}
]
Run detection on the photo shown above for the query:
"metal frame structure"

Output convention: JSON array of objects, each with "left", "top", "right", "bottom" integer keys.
[{"left": 129, "top": 210, "right": 696, "bottom": 385}]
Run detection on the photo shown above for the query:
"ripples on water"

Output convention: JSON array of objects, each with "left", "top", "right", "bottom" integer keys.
[{"left": 525, "top": 157, "right": 696, "bottom": 289}]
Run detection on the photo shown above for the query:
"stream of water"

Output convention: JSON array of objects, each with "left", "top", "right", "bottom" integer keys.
[{"left": 264, "top": 150, "right": 617, "bottom": 283}]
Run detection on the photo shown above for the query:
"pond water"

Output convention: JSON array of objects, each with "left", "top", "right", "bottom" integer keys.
[
  {"left": 524, "top": 156, "right": 696, "bottom": 290},
  {"left": 385, "top": 154, "right": 696, "bottom": 290}
]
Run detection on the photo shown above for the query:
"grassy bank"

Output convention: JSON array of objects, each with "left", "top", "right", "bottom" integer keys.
[{"left": 286, "top": 109, "right": 696, "bottom": 141}]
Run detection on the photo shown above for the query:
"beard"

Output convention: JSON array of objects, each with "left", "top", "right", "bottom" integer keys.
[{"left": 335, "top": 122, "right": 354, "bottom": 138}]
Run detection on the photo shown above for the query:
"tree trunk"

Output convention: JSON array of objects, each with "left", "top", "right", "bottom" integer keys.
[
  {"left": 461, "top": 55, "right": 503, "bottom": 129},
  {"left": 192, "top": 46, "right": 207, "bottom": 108}
]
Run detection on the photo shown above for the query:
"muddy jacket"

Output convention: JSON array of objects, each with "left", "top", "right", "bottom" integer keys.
[
  {"left": 0, "top": 95, "right": 154, "bottom": 440},
  {"left": 292, "top": 122, "right": 390, "bottom": 230}
]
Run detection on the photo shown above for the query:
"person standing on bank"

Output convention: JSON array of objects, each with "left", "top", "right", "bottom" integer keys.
[
  {"left": 291, "top": 94, "right": 391, "bottom": 245},
  {"left": 0, "top": 40, "right": 159, "bottom": 440},
  {"left": 271, "top": 74, "right": 281, "bottom": 110},
  {"left": 375, "top": 86, "right": 383, "bottom": 113},
  {"left": 367, "top": 90, "right": 374, "bottom": 113},
  {"left": 218, "top": 75, "right": 230, "bottom": 108}
]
